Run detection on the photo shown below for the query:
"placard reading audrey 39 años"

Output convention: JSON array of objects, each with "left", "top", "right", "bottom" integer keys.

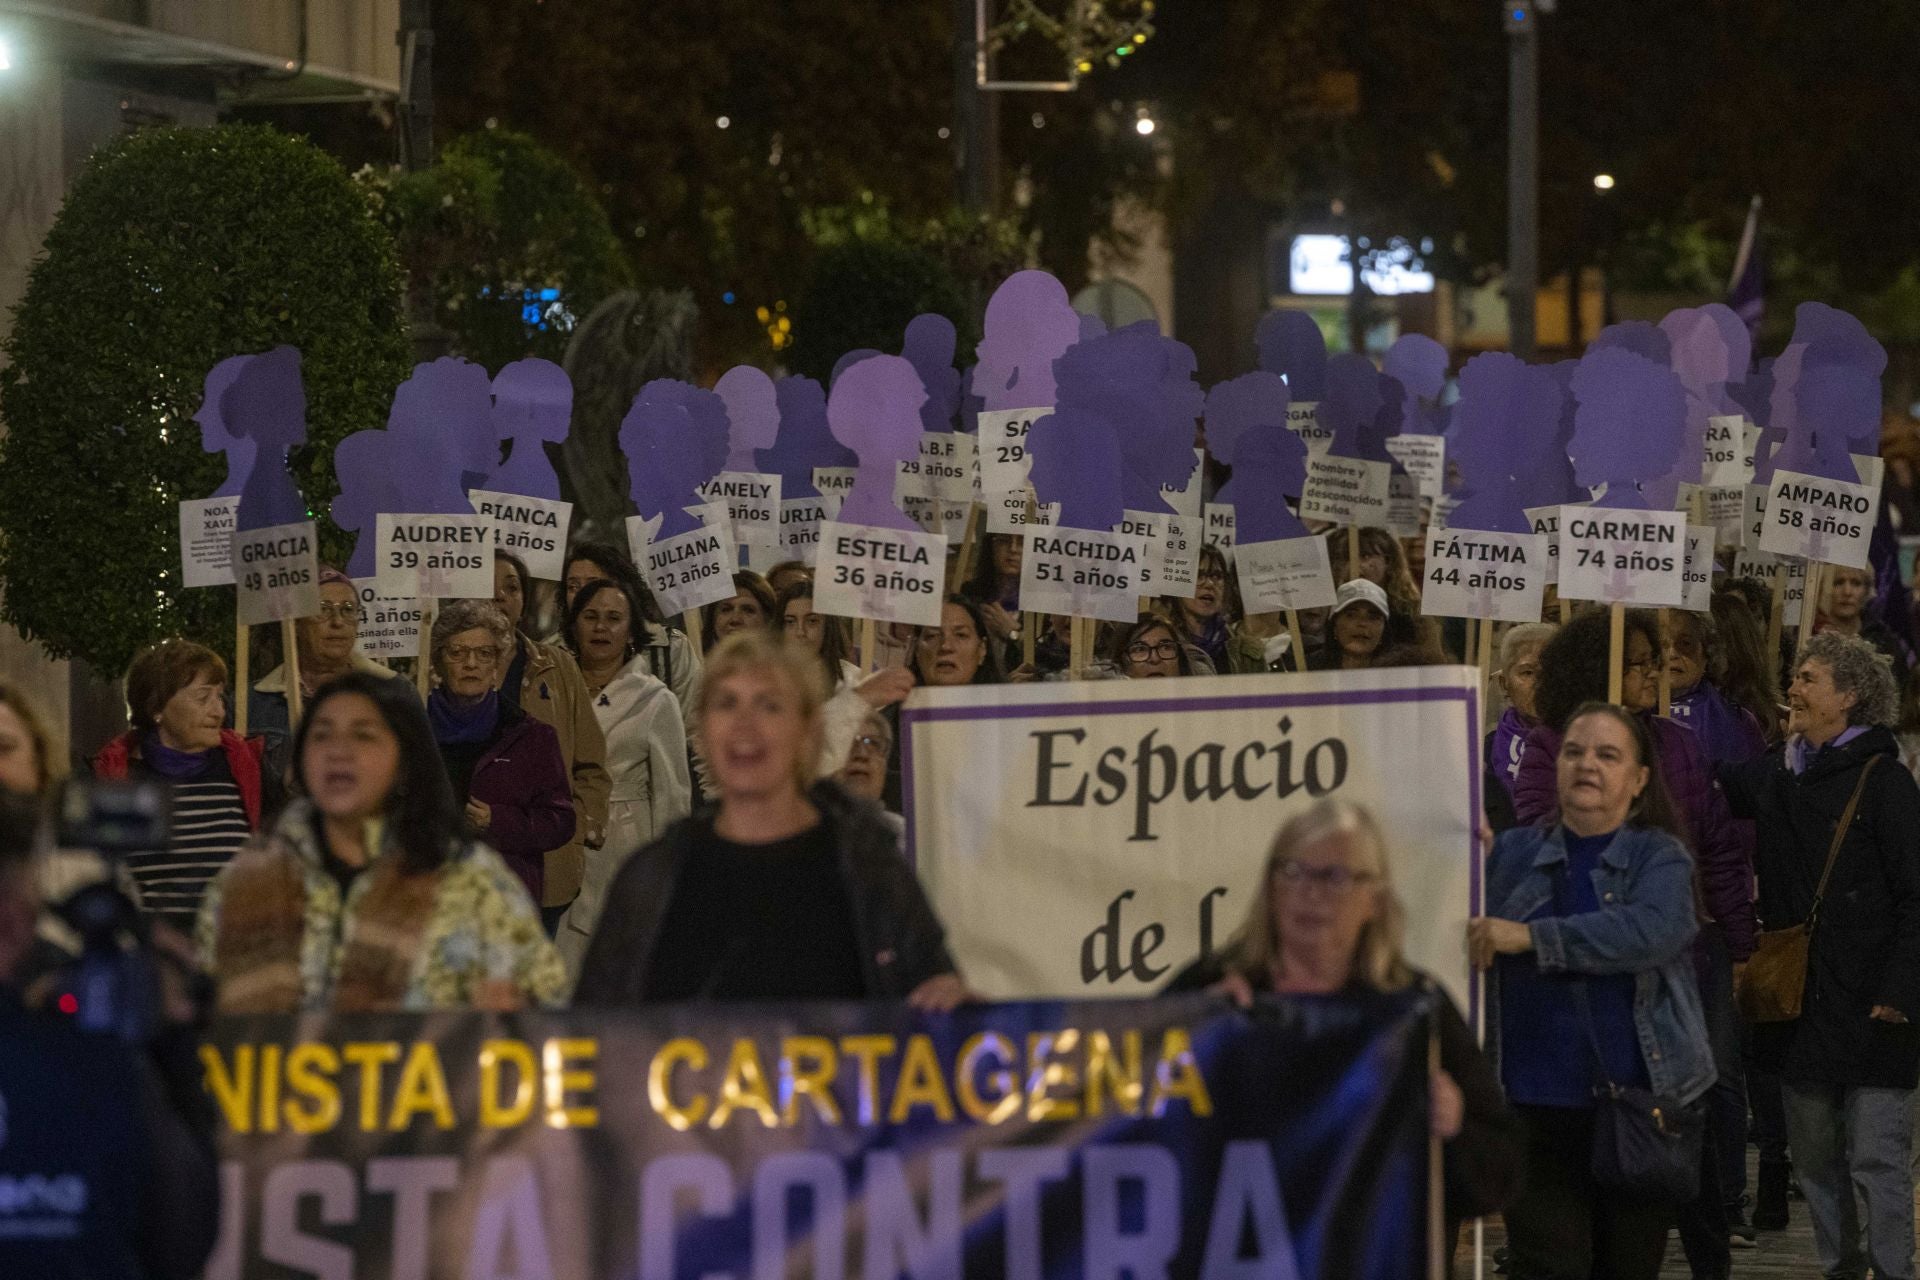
[{"left": 374, "top": 513, "right": 495, "bottom": 600}]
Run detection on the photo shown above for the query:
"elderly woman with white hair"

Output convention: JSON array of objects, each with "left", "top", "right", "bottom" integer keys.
[
  {"left": 427, "top": 599, "right": 575, "bottom": 906},
  {"left": 1719, "top": 630, "right": 1920, "bottom": 1280},
  {"left": 1166, "top": 797, "right": 1524, "bottom": 1247}
]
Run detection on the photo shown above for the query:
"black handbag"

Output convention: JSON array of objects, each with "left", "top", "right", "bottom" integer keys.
[{"left": 1554, "top": 867, "right": 1705, "bottom": 1203}]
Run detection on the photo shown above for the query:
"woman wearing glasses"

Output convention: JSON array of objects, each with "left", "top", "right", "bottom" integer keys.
[
  {"left": 1113, "top": 615, "right": 1196, "bottom": 678},
  {"left": 246, "top": 566, "right": 413, "bottom": 778},
  {"left": 426, "top": 600, "right": 575, "bottom": 905},
  {"left": 1167, "top": 798, "right": 1524, "bottom": 1251}
]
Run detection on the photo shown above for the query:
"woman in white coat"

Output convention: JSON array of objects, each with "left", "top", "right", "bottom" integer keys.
[{"left": 556, "top": 577, "right": 694, "bottom": 971}]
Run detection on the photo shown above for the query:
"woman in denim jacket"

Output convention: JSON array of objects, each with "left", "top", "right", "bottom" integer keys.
[{"left": 1470, "top": 702, "right": 1714, "bottom": 1280}]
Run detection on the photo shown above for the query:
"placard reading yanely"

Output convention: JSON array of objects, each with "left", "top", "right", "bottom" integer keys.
[
  {"left": 693, "top": 471, "right": 782, "bottom": 549},
  {"left": 1556, "top": 507, "right": 1685, "bottom": 607},
  {"left": 904, "top": 667, "right": 1480, "bottom": 1012},
  {"left": 468, "top": 489, "right": 571, "bottom": 580},
  {"left": 1020, "top": 527, "right": 1153, "bottom": 623},
  {"left": 1757, "top": 468, "right": 1878, "bottom": 570},
  {"left": 374, "top": 514, "right": 495, "bottom": 599},
  {"left": 200, "top": 996, "right": 1433, "bottom": 1280},
  {"left": 814, "top": 520, "right": 947, "bottom": 627},
  {"left": 232, "top": 521, "right": 321, "bottom": 626},
  {"left": 1421, "top": 530, "right": 1547, "bottom": 623}
]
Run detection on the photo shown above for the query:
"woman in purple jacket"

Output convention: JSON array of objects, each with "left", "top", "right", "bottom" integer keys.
[
  {"left": 427, "top": 600, "right": 576, "bottom": 906},
  {"left": 1512, "top": 608, "right": 1754, "bottom": 1276}
]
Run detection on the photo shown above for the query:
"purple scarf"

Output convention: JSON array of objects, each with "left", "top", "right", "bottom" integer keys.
[
  {"left": 428, "top": 689, "right": 499, "bottom": 746},
  {"left": 141, "top": 733, "right": 214, "bottom": 781},
  {"left": 1489, "top": 706, "right": 1533, "bottom": 788}
]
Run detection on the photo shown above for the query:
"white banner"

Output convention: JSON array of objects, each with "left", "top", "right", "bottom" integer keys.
[
  {"left": 1020, "top": 527, "right": 1153, "bottom": 623},
  {"left": 1757, "top": 468, "right": 1878, "bottom": 569},
  {"left": 178, "top": 496, "right": 238, "bottom": 588},
  {"left": 374, "top": 513, "right": 495, "bottom": 599},
  {"left": 1557, "top": 507, "right": 1685, "bottom": 607},
  {"left": 813, "top": 520, "right": 947, "bottom": 627},
  {"left": 468, "top": 489, "right": 572, "bottom": 579},
  {"left": 1421, "top": 529, "right": 1548, "bottom": 623},
  {"left": 232, "top": 521, "right": 321, "bottom": 626},
  {"left": 905, "top": 668, "right": 1481, "bottom": 1010},
  {"left": 351, "top": 579, "right": 424, "bottom": 660}
]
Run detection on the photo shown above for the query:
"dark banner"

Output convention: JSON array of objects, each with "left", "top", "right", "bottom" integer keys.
[{"left": 198, "top": 992, "right": 1434, "bottom": 1280}]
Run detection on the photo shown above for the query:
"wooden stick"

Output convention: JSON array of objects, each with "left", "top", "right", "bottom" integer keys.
[
  {"left": 1558, "top": 597, "right": 1573, "bottom": 625},
  {"left": 1069, "top": 616, "right": 1090, "bottom": 678},
  {"left": 683, "top": 611, "right": 704, "bottom": 660},
  {"left": 951, "top": 503, "right": 984, "bottom": 591},
  {"left": 416, "top": 604, "right": 435, "bottom": 698},
  {"left": 1797, "top": 560, "right": 1822, "bottom": 653},
  {"left": 860, "top": 617, "right": 877, "bottom": 675},
  {"left": 281, "top": 617, "right": 304, "bottom": 728},
  {"left": 1428, "top": 1022, "right": 1446, "bottom": 1280},
  {"left": 1476, "top": 617, "right": 1495, "bottom": 700},
  {"left": 1285, "top": 609, "right": 1306, "bottom": 673},
  {"left": 1346, "top": 525, "right": 1361, "bottom": 581},
  {"left": 234, "top": 618, "right": 250, "bottom": 735},
  {"left": 1656, "top": 608, "right": 1671, "bottom": 718},
  {"left": 1607, "top": 603, "right": 1625, "bottom": 704},
  {"left": 1022, "top": 615, "right": 1038, "bottom": 670},
  {"left": 1766, "top": 562, "right": 1788, "bottom": 672}
]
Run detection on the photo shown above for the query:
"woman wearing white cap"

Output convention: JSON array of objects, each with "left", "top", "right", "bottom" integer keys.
[{"left": 1311, "top": 580, "right": 1391, "bottom": 671}]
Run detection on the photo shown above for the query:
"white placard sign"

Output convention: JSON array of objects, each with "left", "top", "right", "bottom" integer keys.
[
  {"left": 1420, "top": 529, "right": 1548, "bottom": 623},
  {"left": 898, "top": 432, "right": 976, "bottom": 504},
  {"left": 624, "top": 518, "right": 735, "bottom": 618},
  {"left": 1703, "top": 416, "right": 1751, "bottom": 487},
  {"left": 813, "top": 520, "right": 947, "bottom": 628},
  {"left": 1203, "top": 503, "right": 1237, "bottom": 554},
  {"left": 984, "top": 486, "right": 1058, "bottom": 535},
  {"left": 1299, "top": 455, "right": 1392, "bottom": 526},
  {"left": 351, "top": 579, "right": 424, "bottom": 660},
  {"left": 1120, "top": 509, "right": 1200, "bottom": 597},
  {"left": 1286, "top": 401, "right": 1331, "bottom": 454},
  {"left": 1681, "top": 525, "right": 1714, "bottom": 613},
  {"left": 1730, "top": 549, "right": 1805, "bottom": 626},
  {"left": 1163, "top": 448, "right": 1206, "bottom": 518},
  {"left": 775, "top": 495, "right": 833, "bottom": 564},
  {"left": 373, "top": 514, "right": 495, "bottom": 600},
  {"left": 811, "top": 467, "right": 857, "bottom": 519},
  {"left": 1235, "top": 536, "right": 1337, "bottom": 614},
  {"left": 977, "top": 407, "right": 1046, "bottom": 497},
  {"left": 1020, "top": 527, "right": 1153, "bottom": 624},
  {"left": 178, "top": 496, "right": 238, "bottom": 588},
  {"left": 1701, "top": 486, "right": 1747, "bottom": 545},
  {"left": 1757, "top": 469, "right": 1878, "bottom": 570},
  {"left": 467, "top": 489, "right": 572, "bottom": 580},
  {"left": 1525, "top": 502, "right": 1586, "bottom": 585},
  {"left": 1385, "top": 434, "right": 1447, "bottom": 499},
  {"left": 1385, "top": 472, "right": 1423, "bottom": 537},
  {"left": 693, "top": 472, "right": 782, "bottom": 549},
  {"left": 232, "top": 521, "right": 321, "bottom": 626},
  {"left": 1556, "top": 507, "right": 1685, "bottom": 607},
  {"left": 904, "top": 667, "right": 1480, "bottom": 1007}
]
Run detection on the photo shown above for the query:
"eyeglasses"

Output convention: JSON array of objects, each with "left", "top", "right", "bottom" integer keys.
[
  {"left": 1275, "top": 861, "right": 1377, "bottom": 893},
  {"left": 1623, "top": 657, "right": 1658, "bottom": 675},
  {"left": 444, "top": 644, "right": 501, "bottom": 664},
  {"left": 316, "top": 603, "right": 361, "bottom": 623},
  {"left": 1197, "top": 568, "right": 1227, "bottom": 584},
  {"left": 1126, "top": 640, "right": 1181, "bottom": 663}
]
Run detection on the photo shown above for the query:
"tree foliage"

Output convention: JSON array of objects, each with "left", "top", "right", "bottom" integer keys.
[{"left": 0, "top": 124, "right": 411, "bottom": 673}]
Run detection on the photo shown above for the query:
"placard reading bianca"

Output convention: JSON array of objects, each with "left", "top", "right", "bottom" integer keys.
[
  {"left": 693, "top": 471, "right": 781, "bottom": 549},
  {"left": 1557, "top": 507, "right": 1685, "bottom": 607},
  {"left": 1681, "top": 525, "right": 1714, "bottom": 613},
  {"left": 1119, "top": 509, "right": 1199, "bottom": 596},
  {"left": 1421, "top": 530, "right": 1547, "bottom": 623},
  {"left": 813, "top": 521, "right": 947, "bottom": 627},
  {"left": 1299, "top": 455, "right": 1391, "bottom": 526},
  {"left": 625, "top": 518, "right": 736, "bottom": 617},
  {"left": 351, "top": 579, "right": 424, "bottom": 660},
  {"left": 178, "top": 496, "right": 238, "bottom": 588},
  {"left": 977, "top": 407, "right": 1045, "bottom": 498},
  {"left": 1757, "top": 468, "right": 1878, "bottom": 570},
  {"left": 1236, "top": 536, "right": 1337, "bottom": 613},
  {"left": 468, "top": 489, "right": 572, "bottom": 580},
  {"left": 1385, "top": 434, "right": 1447, "bottom": 498},
  {"left": 374, "top": 514, "right": 495, "bottom": 599},
  {"left": 1020, "top": 527, "right": 1153, "bottom": 624},
  {"left": 232, "top": 520, "right": 321, "bottom": 626}
]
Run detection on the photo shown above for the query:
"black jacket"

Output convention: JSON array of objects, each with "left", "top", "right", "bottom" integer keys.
[
  {"left": 0, "top": 992, "right": 217, "bottom": 1280},
  {"left": 1720, "top": 726, "right": 1920, "bottom": 1088},
  {"left": 1163, "top": 957, "right": 1524, "bottom": 1232},
  {"left": 574, "top": 782, "right": 957, "bottom": 1003}
]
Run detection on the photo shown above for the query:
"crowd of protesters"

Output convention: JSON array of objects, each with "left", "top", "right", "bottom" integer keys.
[{"left": 8, "top": 519, "right": 1920, "bottom": 1280}]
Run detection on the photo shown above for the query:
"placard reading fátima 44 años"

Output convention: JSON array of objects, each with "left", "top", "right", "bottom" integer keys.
[
  {"left": 178, "top": 495, "right": 238, "bottom": 589},
  {"left": 1299, "top": 455, "right": 1391, "bottom": 526},
  {"left": 233, "top": 521, "right": 321, "bottom": 626},
  {"left": 694, "top": 472, "right": 782, "bottom": 549},
  {"left": 813, "top": 521, "right": 947, "bottom": 628},
  {"left": 1556, "top": 507, "right": 1685, "bottom": 607},
  {"left": 625, "top": 518, "right": 736, "bottom": 618},
  {"left": 1757, "top": 468, "right": 1879, "bottom": 570},
  {"left": 1235, "top": 536, "right": 1337, "bottom": 614},
  {"left": 1421, "top": 530, "right": 1548, "bottom": 623},
  {"left": 468, "top": 489, "right": 572, "bottom": 580},
  {"left": 374, "top": 513, "right": 495, "bottom": 600},
  {"left": 1020, "top": 527, "right": 1153, "bottom": 624}
]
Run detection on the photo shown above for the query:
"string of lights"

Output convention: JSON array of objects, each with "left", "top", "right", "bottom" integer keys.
[{"left": 984, "top": 0, "right": 1156, "bottom": 76}]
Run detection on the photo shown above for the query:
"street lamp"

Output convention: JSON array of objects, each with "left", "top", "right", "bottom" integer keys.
[
  {"left": 0, "top": 37, "right": 14, "bottom": 72},
  {"left": 1134, "top": 116, "right": 1156, "bottom": 136},
  {"left": 1592, "top": 173, "right": 1616, "bottom": 192}
]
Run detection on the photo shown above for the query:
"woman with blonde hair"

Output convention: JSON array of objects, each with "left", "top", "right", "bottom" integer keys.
[
  {"left": 574, "top": 630, "right": 965, "bottom": 1009},
  {"left": 1166, "top": 797, "right": 1523, "bottom": 1241}
]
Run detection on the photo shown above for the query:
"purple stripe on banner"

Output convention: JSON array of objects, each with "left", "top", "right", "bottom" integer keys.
[{"left": 900, "top": 684, "right": 1466, "bottom": 728}]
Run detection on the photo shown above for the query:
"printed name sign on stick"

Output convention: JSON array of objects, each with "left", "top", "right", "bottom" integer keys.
[
  {"left": 1236, "top": 536, "right": 1338, "bottom": 613},
  {"left": 1758, "top": 470, "right": 1877, "bottom": 569},
  {"left": 179, "top": 496, "right": 239, "bottom": 588},
  {"left": 373, "top": 514, "right": 495, "bottom": 599},
  {"left": 222, "top": 347, "right": 321, "bottom": 633},
  {"left": 756, "top": 375, "right": 855, "bottom": 566},
  {"left": 973, "top": 271, "right": 1085, "bottom": 536},
  {"left": 625, "top": 516, "right": 737, "bottom": 618},
  {"left": 467, "top": 490, "right": 571, "bottom": 580},
  {"left": 1681, "top": 525, "right": 1715, "bottom": 613},
  {"left": 1557, "top": 509, "right": 1686, "bottom": 607},
  {"left": 1422, "top": 531, "right": 1547, "bottom": 623},
  {"left": 814, "top": 521, "right": 947, "bottom": 627},
  {"left": 350, "top": 580, "right": 424, "bottom": 660},
  {"left": 232, "top": 521, "right": 321, "bottom": 626},
  {"left": 1020, "top": 528, "right": 1153, "bottom": 623}
]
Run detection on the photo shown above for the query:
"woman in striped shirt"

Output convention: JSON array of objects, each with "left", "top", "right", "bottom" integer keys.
[{"left": 93, "top": 640, "right": 273, "bottom": 932}]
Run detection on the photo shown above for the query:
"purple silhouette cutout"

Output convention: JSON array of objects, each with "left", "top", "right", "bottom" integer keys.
[
  {"left": 1383, "top": 334, "right": 1449, "bottom": 435},
  {"left": 900, "top": 314, "right": 961, "bottom": 433},
  {"left": 757, "top": 376, "right": 855, "bottom": 500},
  {"left": 485, "top": 358, "right": 570, "bottom": 500},
  {"left": 1322, "top": 354, "right": 1393, "bottom": 464},
  {"left": 957, "top": 365, "right": 983, "bottom": 435},
  {"left": 224, "top": 345, "right": 310, "bottom": 532},
  {"left": 831, "top": 348, "right": 884, "bottom": 390},
  {"left": 195, "top": 354, "right": 257, "bottom": 499},
  {"left": 1510, "top": 362, "right": 1581, "bottom": 511},
  {"left": 1588, "top": 321, "right": 1672, "bottom": 367},
  {"left": 1254, "top": 310, "right": 1328, "bottom": 401},
  {"left": 714, "top": 366, "right": 782, "bottom": 471},
  {"left": 1078, "top": 312, "right": 1108, "bottom": 342},
  {"left": 1771, "top": 303, "right": 1886, "bottom": 484},
  {"left": 1206, "top": 372, "right": 1310, "bottom": 542},
  {"left": 1051, "top": 321, "right": 1203, "bottom": 513},
  {"left": 1028, "top": 407, "right": 1124, "bottom": 532},
  {"left": 620, "top": 379, "right": 730, "bottom": 540},
  {"left": 332, "top": 430, "right": 401, "bottom": 579},
  {"left": 385, "top": 358, "right": 499, "bottom": 514},
  {"left": 975, "top": 271, "right": 1082, "bottom": 412},
  {"left": 1446, "top": 353, "right": 1561, "bottom": 534},
  {"left": 1570, "top": 347, "right": 1688, "bottom": 510},
  {"left": 827, "top": 355, "right": 927, "bottom": 533},
  {"left": 1660, "top": 306, "right": 1744, "bottom": 489}
]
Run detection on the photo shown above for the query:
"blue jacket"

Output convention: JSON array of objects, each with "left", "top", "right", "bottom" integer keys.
[{"left": 1484, "top": 822, "right": 1715, "bottom": 1105}]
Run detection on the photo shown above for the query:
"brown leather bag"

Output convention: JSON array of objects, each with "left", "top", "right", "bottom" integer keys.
[{"left": 1736, "top": 756, "right": 1879, "bottom": 1024}]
